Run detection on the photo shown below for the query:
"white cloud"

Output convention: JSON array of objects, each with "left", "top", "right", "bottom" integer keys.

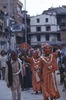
[{"left": 20, "top": 0, "right": 66, "bottom": 16}]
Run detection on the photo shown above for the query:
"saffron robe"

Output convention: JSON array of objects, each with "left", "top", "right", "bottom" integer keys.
[
  {"left": 26, "top": 57, "right": 42, "bottom": 92},
  {"left": 39, "top": 53, "right": 60, "bottom": 99}
]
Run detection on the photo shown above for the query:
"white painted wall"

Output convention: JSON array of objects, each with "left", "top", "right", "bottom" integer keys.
[
  {"left": 41, "top": 26, "right": 46, "bottom": 32},
  {"left": 30, "top": 13, "right": 60, "bottom": 45},
  {"left": 41, "top": 35, "right": 46, "bottom": 41},
  {"left": 50, "top": 34, "right": 57, "bottom": 41},
  {"left": 31, "top": 35, "right": 37, "bottom": 42},
  {"left": 51, "top": 26, "right": 57, "bottom": 31},
  {"left": 31, "top": 27, "right": 36, "bottom": 32},
  {"left": 31, "top": 14, "right": 59, "bottom": 32}
]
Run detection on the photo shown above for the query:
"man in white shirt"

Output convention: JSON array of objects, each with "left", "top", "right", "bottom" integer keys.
[{"left": 0, "top": 50, "right": 7, "bottom": 80}]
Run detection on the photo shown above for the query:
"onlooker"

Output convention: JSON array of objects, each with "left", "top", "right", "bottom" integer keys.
[
  {"left": 0, "top": 53, "right": 1, "bottom": 79},
  {"left": 24, "top": 60, "right": 32, "bottom": 89},
  {"left": 0, "top": 50, "right": 7, "bottom": 80},
  {"left": 62, "top": 52, "right": 66, "bottom": 91},
  {"left": 5, "top": 50, "right": 23, "bottom": 100},
  {"left": 57, "top": 45, "right": 64, "bottom": 84},
  {"left": 19, "top": 49, "right": 32, "bottom": 91}
]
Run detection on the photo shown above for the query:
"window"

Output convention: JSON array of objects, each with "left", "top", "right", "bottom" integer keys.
[
  {"left": 57, "top": 34, "right": 61, "bottom": 41},
  {"left": 46, "top": 26, "right": 51, "bottom": 31},
  {"left": 0, "top": 22, "right": 1, "bottom": 25},
  {"left": 16, "top": 36, "right": 22, "bottom": 44},
  {"left": 2, "top": 23, "right": 3, "bottom": 26},
  {"left": 37, "top": 35, "right": 41, "bottom": 41},
  {"left": 46, "top": 34, "right": 49, "bottom": 41},
  {"left": 0, "top": 25, "right": 2, "bottom": 31},
  {"left": 36, "top": 26, "right": 41, "bottom": 31},
  {"left": 37, "top": 18, "right": 40, "bottom": 23},
  {"left": 62, "top": 23, "right": 65, "bottom": 27},
  {"left": 45, "top": 18, "right": 48, "bottom": 23},
  {"left": 27, "top": 28, "right": 30, "bottom": 32},
  {"left": 3, "top": 6, "right": 6, "bottom": 8}
]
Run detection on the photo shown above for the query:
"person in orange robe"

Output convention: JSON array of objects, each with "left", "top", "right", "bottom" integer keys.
[
  {"left": 22, "top": 50, "right": 42, "bottom": 94},
  {"left": 39, "top": 43, "right": 60, "bottom": 100}
]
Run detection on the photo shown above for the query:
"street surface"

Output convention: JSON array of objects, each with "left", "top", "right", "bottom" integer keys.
[{"left": 0, "top": 72, "right": 66, "bottom": 100}]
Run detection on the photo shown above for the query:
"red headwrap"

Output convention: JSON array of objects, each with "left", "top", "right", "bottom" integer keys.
[
  {"left": 32, "top": 50, "right": 39, "bottom": 58},
  {"left": 43, "top": 43, "right": 53, "bottom": 55}
]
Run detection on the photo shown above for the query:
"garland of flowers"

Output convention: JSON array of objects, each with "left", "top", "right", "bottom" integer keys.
[
  {"left": 33, "top": 58, "right": 40, "bottom": 64},
  {"left": 32, "top": 58, "right": 40, "bottom": 70},
  {"left": 41, "top": 54, "right": 53, "bottom": 64}
]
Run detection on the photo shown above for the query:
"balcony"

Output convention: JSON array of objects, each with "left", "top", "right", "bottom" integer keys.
[
  {"left": 61, "top": 26, "right": 66, "bottom": 31},
  {"left": 52, "top": 39, "right": 57, "bottom": 41},
  {"left": 17, "top": 11, "right": 23, "bottom": 18},
  {"left": 31, "top": 41, "right": 62, "bottom": 46}
]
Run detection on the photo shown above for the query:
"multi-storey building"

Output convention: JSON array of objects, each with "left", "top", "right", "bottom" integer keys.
[
  {"left": 42, "top": 5, "right": 66, "bottom": 46},
  {"left": 0, "top": 0, "right": 23, "bottom": 49},
  {"left": 0, "top": 10, "right": 7, "bottom": 51},
  {"left": 29, "top": 6, "right": 66, "bottom": 48},
  {"left": 0, "top": 0, "right": 30, "bottom": 49},
  {"left": 0, "top": 0, "right": 23, "bottom": 23},
  {"left": 29, "top": 14, "right": 60, "bottom": 48}
]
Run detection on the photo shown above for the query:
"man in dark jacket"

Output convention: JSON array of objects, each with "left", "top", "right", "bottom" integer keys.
[
  {"left": 5, "top": 50, "right": 23, "bottom": 100},
  {"left": 62, "top": 52, "right": 66, "bottom": 91}
]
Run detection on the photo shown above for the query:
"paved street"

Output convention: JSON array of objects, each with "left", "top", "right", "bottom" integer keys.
[{"left": 0, "top": 73, "right": 66, "bottom": 100}]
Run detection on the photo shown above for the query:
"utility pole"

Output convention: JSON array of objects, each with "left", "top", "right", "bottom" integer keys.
[
  {"left": 24, "top": 0, "right": 27, "bottom": 43},
  {"left": 8, "top": 0, "right": 11, "bottom": 49}
]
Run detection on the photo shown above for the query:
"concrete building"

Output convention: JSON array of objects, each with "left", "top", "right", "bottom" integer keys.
[
  {"left": 0, "top": 0, "right": 30, "bottom": 49},
  {"left": 0, "top": 0, "right": 23, "bottom": 23},
  {"left": 0, "top": 10, "right": 7, "bottom": 51},
  {"left": 29, "top": 14, "right": 60, "bottom": 48},
  {"left": 42, "top": 5, "right": 66, "bottom": 46},
  {"left": 0, "top": 0, "right": 23, "bottom": 49}
]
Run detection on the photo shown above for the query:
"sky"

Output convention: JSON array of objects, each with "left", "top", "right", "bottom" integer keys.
[{"left": 20, "top": 0, "right": 66, "bottom": 16}]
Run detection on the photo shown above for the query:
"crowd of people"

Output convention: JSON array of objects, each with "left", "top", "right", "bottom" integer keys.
[{"left": 0, "top": 43, "right": 66, "bottom": 100}]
